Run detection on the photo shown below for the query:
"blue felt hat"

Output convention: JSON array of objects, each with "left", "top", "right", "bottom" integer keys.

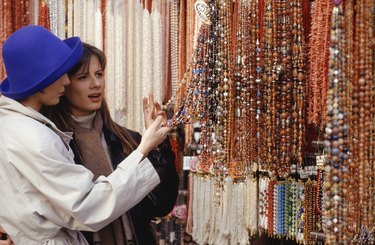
[{"left": 0, "top": 25, "right": 83, "bottom": 100}]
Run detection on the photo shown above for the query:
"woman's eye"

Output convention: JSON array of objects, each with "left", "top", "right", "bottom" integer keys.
[
  {"left": 96, "top": 72, "right": 104, "bottom": 78},
  {"left": 77, "top": 75, "right": 87, "bottom": 80}
]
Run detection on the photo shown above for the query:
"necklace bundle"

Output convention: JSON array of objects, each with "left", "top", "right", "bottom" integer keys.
[
  {"left": 284, "top": 179, "right": 298, "bottom": 239},
  {"left": 295, "top": 180, "right": 304, "bottom": 243},
  {"left": 267, "top": 178, "right": 276, "bottom": 236},
  {"left": 307, "top": 0, "right": 333, "bottom": 128},
  {"left": 0, "top": 0, "right": 30, "bottom": 78},
  {"left": 290, "top": 0, "right": 306, "bottom": 167},
  {"left": 262, "top": 0, "right": 278, "bottom": 174},
  {"left": 231, "top": 0, "right": 260, "bottom": 178},
  {"left": 323, "top": 4, "right": 349, "bottom": 243},
  {"left": 350, "top": 0, "right": 374, "bottom": 240},
  {"left": 304, "top": 180, "right": 317, "bottom": 245},
  {"left": 47, "top": 0, "right": 65, "bottom": 39},
  {"left": 38, "top": 0, "right": 50, "bottom": 30},
  {"left": 169, "top": 0, "right": 179, "bottom": 98},
  {"left": 258, "top": 176, "right": 269, "bottom": 231},
  {"left": 274, "top": 0, "right": 293, "bottom": 178},
  {"left": 0, "top": 0, "right": 11, "bottom": 79},
  {"left": 275, "top": 182, "right": 286, "bottom": 236}
]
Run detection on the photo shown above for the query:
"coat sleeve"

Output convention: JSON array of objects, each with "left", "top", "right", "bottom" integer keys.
[
  {"left": 131, "top": 132, "right": 179, "bottom": 217},
  {"left": 3, "top": 122, "right": 160, "bottom": 232}
]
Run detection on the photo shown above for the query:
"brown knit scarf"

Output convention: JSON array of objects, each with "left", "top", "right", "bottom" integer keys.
[{"left": 70, "top": 112, "right": 127, "bottom": 245}]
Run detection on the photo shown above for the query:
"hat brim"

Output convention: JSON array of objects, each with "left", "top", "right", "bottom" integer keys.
[{"left": 0, "top": 37, "right": 83, "bottom": 100}]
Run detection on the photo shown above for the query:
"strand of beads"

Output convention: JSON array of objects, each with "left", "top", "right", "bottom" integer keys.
[
  {"left": 254, "top": 0, "right": 266, "bottom": 173},
  {"left": 342, "top": 0, "right": 359, "bottom": 239},
  {"left": 231, "top": 0, "right": 248, "bottom": 178},
  {"left": 353, "top": 0, "right": 374, "bottom": 237},
  {"left": 291, "top": 0, "right": 306, "bottom": 168},
  {"left": 304, "top": 180, "right": 317, "bottom": 245},
  {"left": 275, "top": 0, "right": 293, "bottom": 178},
  {"left": 192, "top": 24, "right": 211, "bottom": 174},
  {"left": 295, "top": 181, "right": 304, "bottom": 243},
  {"left": 284, "top": 180, "right": 292, "bottom": 238},
  {"left": 0, "top": 0, "right": 6, "bottom": 79},
  {"left": 307, "top": 0, "right": 333, "bottom": 127},
  {"left": 275, "top": 182, "right": 286, "bottom": 236},
  {"left": 267, "top": 179, "right": 276, "bottom": 236},
  {"left": 289, "top": 180, "right": 298, "bottom": 239},
  {"left": 38, "top": 0, "right": 50, "bottom": 30},
  {"left": 258, "top": 176, "right": 269, "bottom": 231},
  {"left": 323, "top": 4, "right": 349, "bottom": 243},
  {"left": 272, "top": 181, "right": 278, "bottom": 237},
  {"left": 211, "top": 0, "right": 233, "bottom": 204},
  {"left": 261, "top": 0, "right": 277, "bottom": 174}
]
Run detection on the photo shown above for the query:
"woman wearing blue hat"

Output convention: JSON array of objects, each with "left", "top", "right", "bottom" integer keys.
[{"left": 0, "top": 25, "right": 171, "bottom": 244}]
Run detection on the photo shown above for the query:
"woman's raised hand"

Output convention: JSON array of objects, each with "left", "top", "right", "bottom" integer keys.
[
  {"left": 143, "top": 94, "right": 167, "bottom": 129},
  {"left": 137, "top": 116, "right": 171, "bottom": 155}
]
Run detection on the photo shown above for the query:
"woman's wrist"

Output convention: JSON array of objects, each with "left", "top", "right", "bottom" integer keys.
[{"left": 136, "top": 144, "right": 149, "bottom": 156}]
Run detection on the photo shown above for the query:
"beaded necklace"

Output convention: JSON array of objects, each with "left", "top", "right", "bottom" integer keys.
[
  {"left": 170, "top": 0, "right": 179, "bottom": 97},
  {"left": 66, "top": 0, "right": 73, "bottom": 37},
  {"left": 351, "top": 0, "right": 374, "bottom": 239},
  {"left": 0, "top": 0, "right": 6, "bottom": 79},
  {"left": 267, "top": 178, "right": 276, "bottom": 236},
  {"left": 284, "top": 180, "right": 293, "bottom": 238},
  {"left": 212, "top": 0, "right": 233, "bottom": 203},
  {"left": 231, "top": 0, "right": 247, "bottom": 178},
  {"left": 246, "top": 176, "right": 258, "bottom": 237},
  {"left": 307, "top": 0, "right": 333, "bottom": 128},
  {"left": 231, "top": 0, "right": 258, "bottom": 178},
  {"left": 275, "top": 0, "right": 293, "bottom": 178},
  {"left": 290, "top": 0, "right": 306, "bottom": 167},
  {"left": 258, "top": 175, "right": 269, "bottom": 231},
  {"left": 295, "top": 180, "right": 304, "bottom": 243},
  {"left": 38, "top": 0, "right": 50, "bottom": 30},
  {"left": 323, "top": 4, "right": 348, "bottom": 243},
  {"left": 262, "top": 0, "right": 278, "bottom": 175},
  {"left": 275, "top": 182, "right": 286, "bottom": 236},
  {"left": 304, "top": 180, "right": 317, "bottom": 244},
  {"left": 255, "top": 0, "right": 266, "bottom": 173}
]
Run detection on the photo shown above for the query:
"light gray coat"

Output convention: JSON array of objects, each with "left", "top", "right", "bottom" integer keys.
[{"left": 0, "top": 96, "right": 160, "bottom": 244}]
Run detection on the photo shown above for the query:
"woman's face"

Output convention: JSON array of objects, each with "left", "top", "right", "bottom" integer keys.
[
  {"left": 20, "top": 74, "right": 70, "bottom": 111},
  {"left": 65, "top": 55, "right": 105, "bottom": 117}
]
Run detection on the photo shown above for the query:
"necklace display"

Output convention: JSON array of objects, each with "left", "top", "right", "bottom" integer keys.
[{"left": 1, "top": 1, "right": 370, "bottom": 244}]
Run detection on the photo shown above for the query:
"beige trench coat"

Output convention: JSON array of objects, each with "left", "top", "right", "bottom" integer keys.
[{"left": 0, "top": 96, "right": 160, "bottom": 244}]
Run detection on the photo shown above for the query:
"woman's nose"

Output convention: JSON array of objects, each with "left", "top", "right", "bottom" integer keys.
[
  {"left": 62, "top": 74, "right": 70, "bottom": 86},
  {"left": 90, "top": 77, "right": 101, "bottom": 88}
]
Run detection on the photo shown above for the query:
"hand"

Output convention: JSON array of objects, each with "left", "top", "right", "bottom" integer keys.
[
  {"left": 137, "top": 116, "right": 172, "bottom": 155},
  {"left": 143, "top": 94, "right": 167, "bottom": 129},
  {"left": 0, "top": 227, "right": 12, "bottom": 245}
]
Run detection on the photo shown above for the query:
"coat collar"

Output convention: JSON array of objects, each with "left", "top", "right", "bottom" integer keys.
[{"left": 0, "top": 95, "right": 73, "bottom": 145}]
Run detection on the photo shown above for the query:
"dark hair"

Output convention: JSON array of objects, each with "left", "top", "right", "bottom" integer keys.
[{"left": 42, "top": 43, "right": 137, "bottom": 155}]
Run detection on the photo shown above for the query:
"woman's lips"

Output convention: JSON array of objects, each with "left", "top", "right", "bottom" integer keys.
[{"left": 88, "top": 93, "right": 102, "bottom": 102}]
